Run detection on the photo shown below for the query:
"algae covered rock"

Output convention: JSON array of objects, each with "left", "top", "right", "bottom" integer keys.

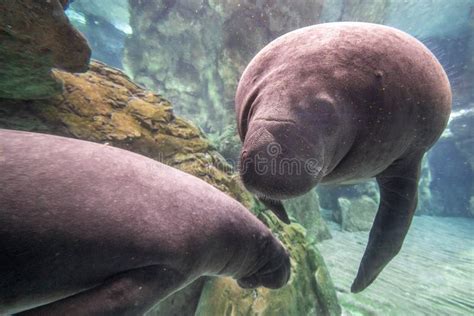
[
  {"left": 0, "top": 60, "right": 340, "bottom": 315},
  {"left": 0, "top": 0, "right": 91, "bottom": 99},
  {"left": 195, "top": 213, "right": 340, "bottom": 316},
  {"left": 284, "top": 189, "right": 332, "bottom": 243},
  {"left": 336, "top": 196, "right": 378, "bottom": 232}
]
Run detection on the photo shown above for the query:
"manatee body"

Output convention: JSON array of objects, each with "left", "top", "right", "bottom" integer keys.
[
  {"left": 236, "top": 22, "right": 451, "bottom": 292},
  {"left": 0, "top": 129, "right": 290, "bottom": 315}
]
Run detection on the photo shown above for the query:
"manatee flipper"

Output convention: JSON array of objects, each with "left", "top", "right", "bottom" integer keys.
[
  {"left": 351, "top": 154, "right": 423, "bottom": 293},
  {"left": 259, "top": 198, "right": 290, "bottom": 224},
  {"left": 16, "top": 265, "right": 186, "bottom": 316}
]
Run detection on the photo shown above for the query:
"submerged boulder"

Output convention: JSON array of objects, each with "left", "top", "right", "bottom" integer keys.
[
  {"left": 0, "top": 0, "right": 91, "bottom": 99},
  {"left": 284, "top": 189, "right": 332, "bottom": 243},
  {"left": 336, "top": 196, "right": 378, "bottom": 232},
  {"left": 0, "top": 60, "right": 340, "bottom": 315}
]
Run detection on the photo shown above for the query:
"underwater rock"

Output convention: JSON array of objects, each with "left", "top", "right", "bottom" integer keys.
[
  {"left": 124, "top": 0, "right": 325, "bottom": 135},
  {"left": 318, "top": 181, "right": 380, "bottom": 221},
  {"left": 416, "top": 157, "right": 436, "bottom": 215},
  {"left": 0, "top": 0, "right": 91, "bottom": 99},
  {"left": 320, "top": 0, "right": 389, "bottom": 24},
  {"left": 195, "top": 213, "right": 341, "bottom": 316},
  {"left": 385, "top": 0, "right": 473, "bottom": 39},
  {"left": 320, "top": 0, "right": 472, "bottom": 39},
  {"left": 283, "top": 189, "right": 332, "bottom": 243},
  {"left": 0, "top": 60, "right": 340, "bottom": 315},
  {"left": 470, "top": 196, "right": 474, "bottom": 216},
  {"left": 467, "top": 18, "right": 474, "bottom": 106},
  {"left": 336, "top": 196, "right": 378, "bottom": 232},
  {"left": 425, "top": 140, "right": 472, "bottom": 217},
  {"left": 449, "top": 109, "right": 474, "bottom": 171},
  {"left": 424, "top": 109, "right": 474, "bottom": 217}
]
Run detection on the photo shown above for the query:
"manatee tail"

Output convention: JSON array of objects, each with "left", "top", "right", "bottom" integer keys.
[
  {"left": 259, "top": 198, "right": 290, "bottom": 224},
  {"left": 351, "top": 155, "right": 422, "bottom": 293}
]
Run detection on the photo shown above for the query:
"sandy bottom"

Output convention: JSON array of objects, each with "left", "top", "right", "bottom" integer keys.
[{"left": 318, "top": 215, "right": 474, "bottom": 316}]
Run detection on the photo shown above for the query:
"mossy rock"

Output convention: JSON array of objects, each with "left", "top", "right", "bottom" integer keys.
[
  {"left": 0, "top": 0, "right": 91, "bottom": 99},
  {"left": 284, "top": 189, "right": 332, "bottom": 243},
  {"left": 337, "top": 196, "right": 378, "bottom": 232}
]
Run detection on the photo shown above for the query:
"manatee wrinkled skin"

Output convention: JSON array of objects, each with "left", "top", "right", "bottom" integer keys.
[
  {"left": 0, "top": 129, "right": 290, "bottom": 315},
  {"left": 236, "top": 22, "right": 451, "bottom": 292}
]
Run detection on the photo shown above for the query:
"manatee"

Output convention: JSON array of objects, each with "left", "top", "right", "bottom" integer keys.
[
  {"left": 235, "top": 22, "right": 451, "bottom": 292},
  {"left": 0, "top": 129, "right": 290, "bottom": 315}
]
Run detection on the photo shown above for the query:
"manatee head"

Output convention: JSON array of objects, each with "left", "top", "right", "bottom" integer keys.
[{"left": 239, "top": 118, "right": 325, "bottom": 201}]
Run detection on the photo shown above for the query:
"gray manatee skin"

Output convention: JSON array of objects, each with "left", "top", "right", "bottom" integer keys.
[
  {"left": 0, "top": 129, "right": 290, "bottom": 315},
  {"left": 236, "top": 22, "right": 451, "bottom": 292}
]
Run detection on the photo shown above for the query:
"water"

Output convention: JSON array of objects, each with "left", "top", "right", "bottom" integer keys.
[
  {"left": 1, "top": 0, "right": 473, "bottom": 315},
  {"left": 319, "top": 216, "right": 474, "bottom": 315}
]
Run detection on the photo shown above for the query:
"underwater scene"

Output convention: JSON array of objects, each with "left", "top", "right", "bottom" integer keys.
[{"left": 0, "top": 0, "right": 473, "bottom": 315}]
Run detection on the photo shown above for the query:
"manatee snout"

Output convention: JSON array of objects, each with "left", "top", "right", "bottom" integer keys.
[
  {"left": 240, "top": 123, "right": 323, "bottom": 200},
  {"left": 237, "top": 240, "right": 291, "bottom": 289}
]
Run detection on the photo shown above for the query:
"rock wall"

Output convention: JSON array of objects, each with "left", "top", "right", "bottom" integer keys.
[
  {"left": 425, "top": 110, "right": 474, "bottom": 217},
  {"left": 0, "top": 0, "right": 91, "bottom": 99},
  {"left": 336, "top": 196, "right": 378, "bottom": 232},
  {"left": 124, "top": 0, "right": 325, "bottom": 137}
]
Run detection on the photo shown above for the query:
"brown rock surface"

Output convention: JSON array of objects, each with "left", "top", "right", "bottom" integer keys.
[{"left": 0, "top": 0, "right": 91, "bottom": 99}]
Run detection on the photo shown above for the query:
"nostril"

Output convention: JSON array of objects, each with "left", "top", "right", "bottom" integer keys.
[{"left": 240, "top": 150, "right": 253, "bottom": 176}]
